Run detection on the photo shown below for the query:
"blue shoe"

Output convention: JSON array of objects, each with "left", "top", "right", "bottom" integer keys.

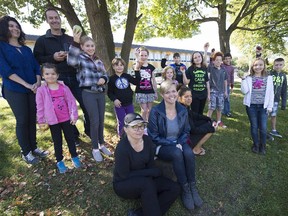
[
  {"left": 57, "top": 161, "right": 68, "bottom": 173},
  {"left": 22, "top": 151, "right": 39, "bottom": 164},
  {"left": 72, "top": 156, "right": 81, "bottom": 168}
]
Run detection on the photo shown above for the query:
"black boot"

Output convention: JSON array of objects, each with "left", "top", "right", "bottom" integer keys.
[
  {"left": 189, "top": 182, "right": 203, "bottom": 208},
  {"left": 181, "top": 183, "right": 194, "bottom": 210},
  {"left": 251, "top": 143, "right": 259, "bottom": 154},
  {"left": 259, "top": 143, "right": 266, "bottom": 155}
]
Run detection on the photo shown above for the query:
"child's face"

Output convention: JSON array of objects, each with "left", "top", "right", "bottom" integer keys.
[
  {"left": 192, "top": 52, "right": 203, "bottom": 66},
  {"left": 139, "top": 50, "right": 148, "bottom": 63},
  {"left": 214, "top": 56, "right": 223, "bottom": 67},
  {"left": 273, "top": 61, "right": 284, "bottom": 72},
  {"left": 113, "top": 62, "right": 124, "bottom": 74},
  {"left": 165, "top": 69, "right": 174, "bottom": 80},
  {"left": 252, "top": 59, "right": 265, "bottom": 75},
  {"left": 173, "top": 56, "right": 181, "bottom": 64},
  {"left": 81, "top": 40, "right": 95, "bottom": 57},
  {"left": 43, "top": 68, "right": 59, "bottom": 84},
  {"left": 224, "top": 56, "right": 232, "bottom": 65},
  {"left": 179, "top": 90, "right": 192, "bottom": 106}
]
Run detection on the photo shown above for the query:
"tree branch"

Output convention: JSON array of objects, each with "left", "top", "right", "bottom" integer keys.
[
  {"left": 194, "top": 17, "right": 218, "bottom": 23},
  {"left": 201, "top": 0, "right": 218, "bottom": 9},
  {"left": 236, "top": 18, "right": 288, "bottom": 31}
]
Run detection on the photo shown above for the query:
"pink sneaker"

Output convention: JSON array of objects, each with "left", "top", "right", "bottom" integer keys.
[{"left": 217, "top": 121, "right": 227, "bottom": 128}]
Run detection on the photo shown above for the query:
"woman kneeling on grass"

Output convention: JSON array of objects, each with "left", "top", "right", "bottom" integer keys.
[
  {"left": 113, "top": 113, "right": 180, "bottom": 216},
  {"left": 148, "top": 80, "right": 203, "bottom": 211},
  {"left": 178, "top": 85, "right": 217, "bottom": 156}
]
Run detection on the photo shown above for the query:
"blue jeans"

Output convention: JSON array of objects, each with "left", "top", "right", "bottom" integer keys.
[
  {"left": 58, "top": 75, "right": 90, "bottom": 138},
  {"left": 158, "top": 143, "right": 195, "bottom": 184},
  {"left": 223, "top": 85, "right": 231, "bottom": 115},
  {"left": 246, "top": 104, "right": 268, "bottom": 148}
]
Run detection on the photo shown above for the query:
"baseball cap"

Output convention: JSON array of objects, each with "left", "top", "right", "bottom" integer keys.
[{"left": 124, "top": 113, "right": 147, "bottom": 126}]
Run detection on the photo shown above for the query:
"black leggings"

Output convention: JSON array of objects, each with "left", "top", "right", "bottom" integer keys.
[
  {"left": 49, "top": 120, "right": 78, "bottom": 162},
  {"left": 113, "top": 176, "right": 180, "bottom": 216},
  {"left": 191, "top": 97, "right": 207, "bottom": 115}
]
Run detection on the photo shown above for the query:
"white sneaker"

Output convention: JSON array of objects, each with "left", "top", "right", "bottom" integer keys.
[
  {"left": 22, "top": 151, "right": 39, "bottom": 164},
  {"left": 92, "top": 149, "right": 103, "bottom": 162},
  {"left": 33, "top": 148, "right": 49, "bottom": 158},
  {"left": 99, "top": 145, "right": 112, "bottom": 156}
]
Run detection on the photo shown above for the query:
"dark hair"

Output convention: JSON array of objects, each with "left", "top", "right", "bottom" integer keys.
[
  {"left": 213, "top": 52, "right": 224, "bottom": 61},
  {"left": 0, "top": 16, "right": 25, "bottom": 45},
  {"left": 274, "top": 58, "right": 284, "bottom": 63},
  {"left": 177, "top": 84, "right": 191, "bottom": 97},
  {"left": 190, "top": 51, "right": 206, "bottom": 68},
  {"left": 41, "top": 63, "right": 58, "bottom": 75},
  {"left": 44, "top": 8, "right": 60, "bottom": 20},
  {"left": 211, "top": 48, "right": 215, "bottom": 53},
  {"left": 224, "top": 53, "right": 232, "bottom": 58},
  {"left": 173, "top": 52, "right": 180, "bottom": 58}
]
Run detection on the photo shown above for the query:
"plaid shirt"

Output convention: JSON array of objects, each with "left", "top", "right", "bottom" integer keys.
[{"left": 67, "top": 44, "right": 108, "bottom": 92}]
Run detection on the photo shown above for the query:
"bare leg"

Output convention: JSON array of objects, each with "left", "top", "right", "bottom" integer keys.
[
  {"left": 216, "top": 109, "right": 222, "bottom": 122},
  {"left": 140, "top": 103, "right": 149, "bottom": 121},
  {"left": 271, "top": 116, "right": 276, "bottom": 131},
  {"left": 193, "top": 133, "right": 213, "bottom": 154},
  {"left": 207, "top": 109, "right": 213, "bottom": 118}
]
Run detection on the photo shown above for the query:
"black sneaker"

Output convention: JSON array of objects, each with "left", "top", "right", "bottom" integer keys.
[
  {"left": 269, "top": 130, "right": 282, "bottom": 138},
  {"left": 226, "top": 113, "right": 232, "bottom": 117}
]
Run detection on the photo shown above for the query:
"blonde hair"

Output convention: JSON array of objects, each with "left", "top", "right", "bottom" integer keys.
[
  {"left": 162, "top": 66, "right": 176, "bottom": 80},
  {"left": 80, "top": 35, "right": 94, "bottom": 46},
  {"left": 139, "top": 46, "right": 149, "bottom": 55},
  {"left": 250, "top": 58, "right": 268, "bottom": 76},
  {"left": 160, "top": 80, "right": 177, "bottom": 95}
]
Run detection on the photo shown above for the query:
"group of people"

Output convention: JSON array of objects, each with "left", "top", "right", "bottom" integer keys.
[{"left": 0, "top": 7, "right": 287, "bottom": 216}]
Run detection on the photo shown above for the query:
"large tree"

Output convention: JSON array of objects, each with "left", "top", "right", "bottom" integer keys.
[
  {"left": 136, "top": 0, "right": 288, "bottom": 54},
  {"left": 1, "top": 0, "right": 142, "bottom": 72}
]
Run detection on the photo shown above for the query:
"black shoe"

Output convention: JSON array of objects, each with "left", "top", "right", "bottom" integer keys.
[
  {"left": 127, "top": 208, "right": 142, "bottom": 216},
  {"left": 181, "top": 183, "right": 194, "bottom": 210},
  {"left": 251, "top": 146, "right": 259, "bottom": 154},
  {"left": 75, "top": 138, "right": 80, "bottom": 147},
  {"left": 226, "top": 113, "right": 232, "bottom": 117}
]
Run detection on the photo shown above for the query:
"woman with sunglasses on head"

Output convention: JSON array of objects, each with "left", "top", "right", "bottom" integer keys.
[
  {"left": 113, "top": 113, "right": 180, "bottom": 216},
  {"left": 148, "top": 80, "right": 203, "bottom": 211}
]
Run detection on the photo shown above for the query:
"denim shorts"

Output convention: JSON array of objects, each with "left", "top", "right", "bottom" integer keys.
[
  {"left": 208, "top": 90, "right": 224, "bottom": 110},
  {"left": 135, "top": 93, "right": 156, "bottom": 103},
  {"left": 270, "top": 102, "right": 279, "bottom": 117}
]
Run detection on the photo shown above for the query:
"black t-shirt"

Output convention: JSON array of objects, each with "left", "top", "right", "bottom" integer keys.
[
  {"left": 135, "top": 64, "right": 155, "bottom": 94},
  {"left": 186, "top": 66, "right": 209, "bottom": 99}
]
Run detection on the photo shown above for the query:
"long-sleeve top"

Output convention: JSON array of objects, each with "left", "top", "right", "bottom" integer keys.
[
  {"left": 36, "top": 81, "right": 78, "bottom": 125},
  {"left": 113, "top": 135, "right": 161, "bottom": 183},
  {"left": 148, "top": 100, "right": 190, "bottom": 147},
  {"left": 107, "top": 73, "right": 140, "bottom": 106},
  {"left": 67, "top": 42, "right": 108, "bottom": 92},
  {"left": 270, "top": 71, "right": 287, "bottom": 108},
  {"left": 33, "top": 29, "right": 76, "bottom": 76},
  {"left": 161, "top": 58, "right": 186, "bottom": 84},
  {"left": 222, "top": 64, "right": 234, "bottom": 88},
  {"left": 0, "top": 41, "right": 40, "bottom": 93},
  {"left": 241, "top": 75, "right": 274, "bottom": 111}
]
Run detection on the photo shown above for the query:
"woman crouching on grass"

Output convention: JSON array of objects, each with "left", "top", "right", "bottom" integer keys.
[
  {"left": 113, "top": 113, "right": 180, "bottom": 216},
  {"left": 148, "top": 80, "right": 203, "bottom": 211},
  {"left": 178, "top": 85, "right": 216, "bottom": 156}
]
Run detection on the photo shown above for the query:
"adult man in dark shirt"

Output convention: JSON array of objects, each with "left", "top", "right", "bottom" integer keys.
[{"left": 34, "top": 8, "right": 90, "bottom": 141}]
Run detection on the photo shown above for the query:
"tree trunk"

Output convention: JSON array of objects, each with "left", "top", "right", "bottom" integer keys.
[
  {"left": 217, "top": 0, "right": 231, "bottom": 54},
  {"left": 121, "top": 0, "right": 141, "bottom": 71},
  {"left": 83, "top": 0, "right": 112, "bottom": 72}
]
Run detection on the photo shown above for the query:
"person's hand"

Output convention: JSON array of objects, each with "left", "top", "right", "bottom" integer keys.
[
  {"left": 154, "top": 92, "right": 158, "bottom": 100},
  {"left": 97, "top": 78, "right": 106, "bottom": 85},
  {"left": 212, "top": 121, "right": 217, "bottom": 130},
  {"left": 73, "top": 30, "right": 81, "bottom": 43},
  {"left": 70, "top": 119, "right": 77, "bottom": 125},
  {"left": 204, "top": 42, "right": 209, "bottom": 52},
  {"left": 53, "top": 51, "right": 67, "bottom": 62},
  {"left": 135, "top": 48, "right": 140, "bottom": 61},
  {"left": 114, "top": 99, "right": 121, "bottom": 108},
  {"left": 230, "top": 88, "right": 233, "bottom": 94},
  {"left": 176, "top": 144, "right": 183, "bottom": 151},
  {"left": 180, "top": 65, "right": 186, "bottom": 73},
  {"left": 224, "top": 92, "right": 228, "bottom": 98},
  {"left": 31, "top": 81, "right": 41, "bottom": 94}
]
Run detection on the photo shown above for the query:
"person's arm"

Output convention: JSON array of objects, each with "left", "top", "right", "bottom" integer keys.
[
  {"left": 182, "top": 68, "right": 190, "bottom": 85},
  {"left": 267, "top": 76, "right": 274, "bottom": 112},
  {"left": 281, "top": 74, "right": 287, "bottom": 110},
  {"left": 64, "top": 85, "right": 78, "bottom": 125},
  {"left": 178, "top": 111, "right": 190, "bottom": 145},
  {"left": 230, "top": 67, "right": 235, "bottom": 90},
  {"left": 241, "top": 76, "right": 250, "bottom": 94},
  {"left": 35, "top": 87, "right": 46, "bottom": 124},
  {"left": 151, "top": 70, "right": 158, "bottom": 99},
  {"left": 203, "top": 42, "right": 209, "bottom": 67}
]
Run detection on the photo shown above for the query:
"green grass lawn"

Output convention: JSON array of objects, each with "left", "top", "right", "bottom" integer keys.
[{"left": 1, "top": 82, "right": 288, "bottom": 215}]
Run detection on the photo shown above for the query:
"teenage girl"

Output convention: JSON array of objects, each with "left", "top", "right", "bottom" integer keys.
[
  {"left": 36, "top": 63, "right": 81, "bottom": 173},
  {"left": 182, "top": 48, "right": 210, "bottom": 115},
  {"left": 134, "top": 46, "right": 158, "bottom": 121},
  {"left": 240, "top": 58, "right": 274, "bottom": 154},
  {"left": 67, "top": 31, "right": 111, "bottom": 162},
  {"left": 108, "top": 58, "right": 140, "bottom": 136},
  {"left": 162, "top": 66, "right": 178, "bottom": 85}
]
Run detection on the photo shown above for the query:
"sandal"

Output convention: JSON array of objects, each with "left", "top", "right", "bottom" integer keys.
[{"left": 193, "top": 148, "right": 206, "bottom": 156}]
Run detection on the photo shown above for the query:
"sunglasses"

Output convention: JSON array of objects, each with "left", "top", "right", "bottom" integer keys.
[{"left": 129, "top": 123, "right": 147, "bottom": 131}]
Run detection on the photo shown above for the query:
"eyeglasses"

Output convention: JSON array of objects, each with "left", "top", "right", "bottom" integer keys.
[{"left": 129, "top": 123, "right": 147, "bottom": 131}]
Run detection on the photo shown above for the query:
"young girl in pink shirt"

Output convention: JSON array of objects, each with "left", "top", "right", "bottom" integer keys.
[{"left": 36, "top": 63, "right": 81, "bottom": 173}]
